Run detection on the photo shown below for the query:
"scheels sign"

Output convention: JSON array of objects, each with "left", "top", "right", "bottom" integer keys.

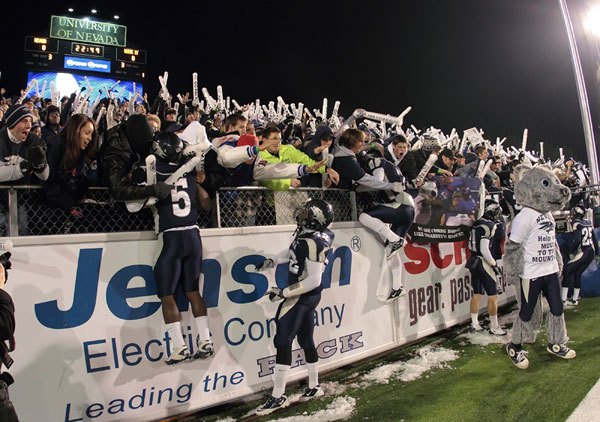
[
  {"left": 64, "top": 56, "right": 111, "bottom": 73},
  {"left": 50, "top": 15, "right": 127, "bottom": 47}
]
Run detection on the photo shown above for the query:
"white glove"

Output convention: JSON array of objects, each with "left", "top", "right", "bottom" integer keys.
[
  {"left": 352, "top": 108, "right": 366, "bottom": 119},
  {"left": 254, "top": 258, "right": 275, "bottom": 272},
  {"left": 266, "top": 287, "right": 284, "bottom": 302},
  {"left": 392, "top": 182, "right": 404, "bottom": 193}
]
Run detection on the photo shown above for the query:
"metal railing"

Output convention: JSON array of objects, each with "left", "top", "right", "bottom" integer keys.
[
  {"left": 0, "top": 183, "right": 511, "bottom": 236},
  {"left": 0, "top": 186, "right": 159, "bottom": 236},
  {"left": 215, "top": 187, "right": 357, "bottom": 227}
]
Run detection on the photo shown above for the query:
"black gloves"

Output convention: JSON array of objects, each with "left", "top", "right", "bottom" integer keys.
[
  {"left": 130, "top": 166, "right": 146, "bottom": 185},
  {"left": 266, "top": 287, "right": 284, "bottom": 302},
  {"left": 22, "top": 145, "right": 47, "bottom": 173},
  {"left": 154, "top": 182, "right": 172, "bottom": 200},
  {"left": 254, "top": 259, "right": 275, "bottom": 271}
]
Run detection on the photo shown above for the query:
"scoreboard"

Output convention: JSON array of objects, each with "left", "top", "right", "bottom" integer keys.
[{"left": 24, "top": 35, "right": 147, "bottom": 80}]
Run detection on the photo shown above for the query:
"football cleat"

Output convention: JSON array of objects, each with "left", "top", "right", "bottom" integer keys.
[
  {"left": 569, "top": 299, "right": 579, "bottom": 306},
  {"left": 506, "top": 342, "right": 529, "bottom": 369},
  {"left": 385, "top": 238, "right": 405, "bottom": 260},
  {"left": 470, "top": 323, "right": 484, "bottom": 332},
  {"left": 385, "top": 287, "right": 407, "bottom": 303},
  {"left": 299, "top": 385, "right": 324, "bottom": 402},
  {"left": 256, "top": 395, "right": 289, "bottom": 415},
  {"left": 194, "top": 338, "right": 215, "bottom": 360},
  {"left": 165, "top": 346, "right": 190, "bottom": 365},
  {"left": 547, "top": 343, "right": 576, "bottom": 359},
  {"left": 489, "top": 326, "right": 507, "bottom": 336}
]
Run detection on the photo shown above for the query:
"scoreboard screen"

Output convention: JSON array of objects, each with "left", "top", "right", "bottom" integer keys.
[
  {"left": 116, "top": 48, "right": 147, "bottom": 64},
  {"left": 25, "top": 35, "right": 147, "bottom": 80},
  {"left": 24, "top": 36, "right": 58, "bottom": 53},
  {"left": 27, "top": 71, "right": 143, "bottom": 102}
]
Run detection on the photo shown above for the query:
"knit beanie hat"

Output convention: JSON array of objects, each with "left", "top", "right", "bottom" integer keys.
[{"left": 4, "top": 105, "right": 33, "bottom": 129}]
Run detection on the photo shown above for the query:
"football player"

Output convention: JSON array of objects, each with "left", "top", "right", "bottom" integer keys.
[
  {"left": 466, "top": 200, "right": 506, "bottom": 335},
  {"left": 151, "top": 132, "right": 214, "bottom": 365},
  {"left": 254, "top": 199, "right": 335, "bottom": 415},
  {"left": 357, "top": 150, "right": 415, "bottom": 301},
  {"left": 561, "top": 206, "right": 599, "bottom": 305}
]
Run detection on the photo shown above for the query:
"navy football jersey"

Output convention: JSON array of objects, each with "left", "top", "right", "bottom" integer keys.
[
  {"left": 468, "top": 218, "right": 496, "bottom": 257},
  {"left": 572, "top": 218, "right": 595, "bottom": 250},
  {"left": 287, "top": 229, "right": 334, "bottom": 296},
  {"left": 364, "top": 155, "right": 405, "bottom": 203},
  {"left": 155, "top": 160, "right": 198, "bottom": 232}
]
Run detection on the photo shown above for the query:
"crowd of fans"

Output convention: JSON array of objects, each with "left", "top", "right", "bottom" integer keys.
[{"left": 0, "top": 78, "right": 597, "bottom": 236}]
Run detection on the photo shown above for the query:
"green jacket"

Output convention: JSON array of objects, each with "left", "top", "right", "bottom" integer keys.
[{"left": 258, "top": 145, "right": 326, "bottom": 191}]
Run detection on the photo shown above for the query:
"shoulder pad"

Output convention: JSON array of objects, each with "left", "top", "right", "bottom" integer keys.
[
  {"left": 298, "top": 236, "right": 330, "bottom": 262},
  {"left": 475, "top": 220, "right": 492, "bottom": 238}
]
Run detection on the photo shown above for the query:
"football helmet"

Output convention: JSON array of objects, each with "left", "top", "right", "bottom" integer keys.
[{"left": 293, "top": 199, "right": 334, "bottom": 231}]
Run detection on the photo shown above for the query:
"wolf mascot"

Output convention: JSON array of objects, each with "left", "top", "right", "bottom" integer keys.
[{"left": 504, "top": 164, "right": 575, "bottom": 369}]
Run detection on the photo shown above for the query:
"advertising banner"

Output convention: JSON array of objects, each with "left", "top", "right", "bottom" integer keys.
[
  {"left": 408, "top": 176, "right": 483, "bottom": 243},
  {"left": 7, "top": 226, "right": 513, "bottom": 422},
  {"left": 64, "top": 56, "right": 111, "bottom": 74}
]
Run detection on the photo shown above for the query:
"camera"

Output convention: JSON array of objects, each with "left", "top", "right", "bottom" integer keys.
[{"left": 0, "top": 239, "right": 13, "bottom": 283}]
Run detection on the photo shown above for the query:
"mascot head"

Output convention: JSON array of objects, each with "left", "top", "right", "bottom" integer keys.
[{"left": 514, "top": 164, "right": 571, "bottom": 213}]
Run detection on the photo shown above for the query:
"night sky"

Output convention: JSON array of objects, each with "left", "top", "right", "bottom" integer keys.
[{"left": 2, "top": 0, "right": 599, "bottom": 163}]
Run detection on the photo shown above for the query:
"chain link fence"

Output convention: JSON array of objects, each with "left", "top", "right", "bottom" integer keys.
[
  {"left": 216, "top": 187, "right": 357, "bottom": 227},
  {"left": 0, "top": 185, "right": 359, "bottom": 236}
]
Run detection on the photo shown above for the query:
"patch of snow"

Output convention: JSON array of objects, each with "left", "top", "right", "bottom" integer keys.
[
  {"left": 360, "top": 346, "right": 459, "bottom": 385},
  {"left": 270, "top": 396, "right": 356, "bottom": 422},
  {"left": 322, "top": 381, "right": 350, "bottom": 396},
  {"left": 459, "top": 330, "right": 511, "bottom": 346}
]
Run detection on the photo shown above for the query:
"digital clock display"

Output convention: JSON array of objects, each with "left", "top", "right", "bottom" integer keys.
[{"left": 71, "top": 43, "right": 104, "bottom": 58}]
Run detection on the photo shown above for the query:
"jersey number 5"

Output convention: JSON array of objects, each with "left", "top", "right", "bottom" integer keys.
[{"left": 171, "top": 179, "right": 191, "bottom": 217}]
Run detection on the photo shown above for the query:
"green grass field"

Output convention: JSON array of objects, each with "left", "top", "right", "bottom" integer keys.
[{"left": 189, "top": 298, "right": 600, "bottom": 422}]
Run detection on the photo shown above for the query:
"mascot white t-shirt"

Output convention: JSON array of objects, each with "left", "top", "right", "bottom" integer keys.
[{"left": 509, "top": 207, "right": 559, "bottom": 279}]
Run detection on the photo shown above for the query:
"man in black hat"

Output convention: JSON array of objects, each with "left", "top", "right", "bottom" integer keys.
[
  {"left": 0, "top": 104, "right": 48, "bottom": 183},
  {"left": 41, "top": 105, "right": 61, "bottom": 142},
  {"left": 100, "top": 114, "right": 172, "bottom": 201}
]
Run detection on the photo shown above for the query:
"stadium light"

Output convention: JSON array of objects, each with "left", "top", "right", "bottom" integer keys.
[
  {"left": 91, "top": 9, "right": 97, "bottom": 14},
  {"left": 68, "top": 8, "right": 74, "bottom": 12},
  {"left": 585, "top": 5, "right": 600, "bottom": 36},
  {"left": 559, "top": 0, "right": 600, "bottom": 184},
  {"left": 114, "top": 15, "right": 119, "bottom": 20}
]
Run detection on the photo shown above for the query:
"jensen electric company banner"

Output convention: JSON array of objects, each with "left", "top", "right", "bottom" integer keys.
[{"left": 7, "top": 226, "right": 514, "bottom": 422}]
